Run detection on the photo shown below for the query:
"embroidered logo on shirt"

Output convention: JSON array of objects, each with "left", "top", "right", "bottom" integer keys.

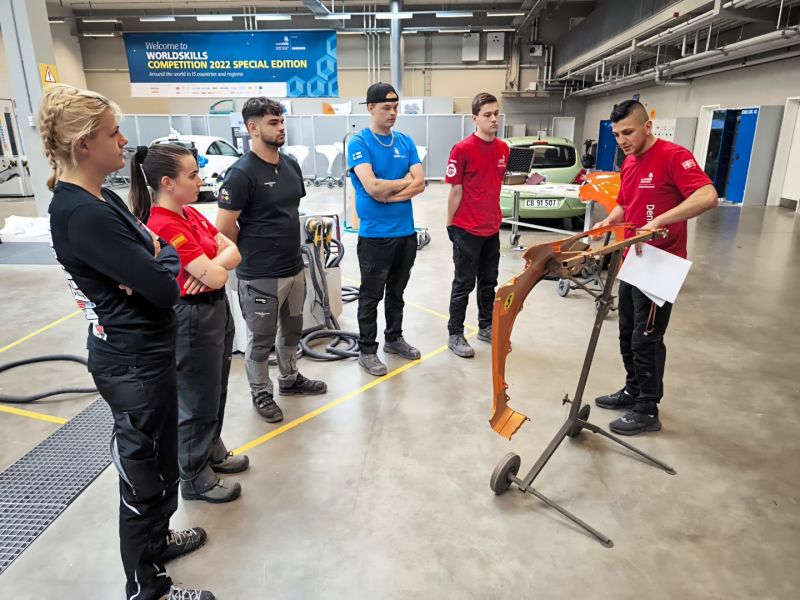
[
  {"left": 681, "top": 159, "right": 696, "bottom": 170},
  {"left": 219, "top": 188, "right": 231, "bottom": 204},
  {"left": 446, "top": 162, "right": 457, "bottom": 178},
  {"left": 170, "top": 233, "right": 188, "bottom": 249},
  {"left": 639, "top": 172, "right": 655, "bottom": 189},
  {"left": 264, "top": 181, "right": 276, "bottom": 187},
  {"left": 352, "top": 151, "right": 363, "bottom": 161}
]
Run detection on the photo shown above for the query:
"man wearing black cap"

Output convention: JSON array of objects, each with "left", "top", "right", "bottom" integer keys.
[{"left": 348, "top": 82, "right": 426, "bottom": 376}]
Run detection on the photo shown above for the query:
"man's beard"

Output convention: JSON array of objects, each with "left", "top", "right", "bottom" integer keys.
[{"left": 263, "top": 135, "right": 285, "bottom": 149}]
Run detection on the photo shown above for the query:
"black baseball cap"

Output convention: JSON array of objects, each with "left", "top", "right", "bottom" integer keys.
[{"left": 362, "top": 82, "right": 399, "bottom": 104}]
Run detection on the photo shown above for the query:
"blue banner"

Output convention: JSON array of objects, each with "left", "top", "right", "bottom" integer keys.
[{"left": 123, "top": 31, "right": 338, "bottom": 98}]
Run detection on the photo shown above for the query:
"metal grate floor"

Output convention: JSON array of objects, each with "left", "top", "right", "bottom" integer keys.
[{"left": 0, "top": 397, "right": 112, "bottom": 575}]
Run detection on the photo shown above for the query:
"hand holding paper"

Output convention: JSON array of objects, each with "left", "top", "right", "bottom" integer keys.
[{"left": 617, "top": 244, "right": 692, "bottom": 306}]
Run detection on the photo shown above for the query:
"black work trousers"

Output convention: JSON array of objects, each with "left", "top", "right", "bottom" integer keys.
[
  {"left": 447, "top": 225, "right": 500, "bottom": 335},
  {"left": 618, "top": 281, "right": 673, "bottom": 414},
  {"left": 174, "top": 292, "right": 235, "bottom": 494},
  {"left": 89, "top": 348, "right": 179, "bottom": 600},
  {"left": 356, "top": 234, "right": 417, "bottom": 354}
]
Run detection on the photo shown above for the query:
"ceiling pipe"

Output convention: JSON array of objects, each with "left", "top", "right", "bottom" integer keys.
[
  {"left": 573, "top": 25, "right": 800, "bottom": 96},
  {"left": 654, "top": 65, "right": 691, "bottom": 86}
]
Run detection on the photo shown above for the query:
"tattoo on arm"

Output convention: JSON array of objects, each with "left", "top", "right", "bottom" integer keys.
[{"left": 197, "top": 270, "right": 208, "bottom": 282}]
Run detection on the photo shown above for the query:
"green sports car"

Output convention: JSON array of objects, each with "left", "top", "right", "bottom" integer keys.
[{"left": 500, "top": 136, "right": 588, "bottom": 227}]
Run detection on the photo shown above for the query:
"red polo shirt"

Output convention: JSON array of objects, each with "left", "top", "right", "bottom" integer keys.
[
  {"left": 445, "top": 134, "right": 510, "bottom": 237},
  {"left": 617, "top": 139, "right": 712, "bottom": 258},
  {"left": 147, "top": 205, "right": 219, "bottom": 297}
]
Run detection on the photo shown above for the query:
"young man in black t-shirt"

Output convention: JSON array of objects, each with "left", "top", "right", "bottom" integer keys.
[{"left": 216, "top": 98, "right": 326, "bottom": 423}]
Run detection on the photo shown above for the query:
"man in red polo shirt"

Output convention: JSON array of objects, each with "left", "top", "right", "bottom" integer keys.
[
  {"left": 595, "top": 99, "right": 718, "bottom": 435},
  {"left": 444, "top": 92, "right": 510, "bottom": 358}
]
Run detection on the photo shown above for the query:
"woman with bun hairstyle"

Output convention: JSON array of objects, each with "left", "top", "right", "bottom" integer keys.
[
  {"left": 130, "top": 143, "right": 248, "bottom": 505},
  {"left": 40, "top": 84, "right": 214, "bottom": 600}
]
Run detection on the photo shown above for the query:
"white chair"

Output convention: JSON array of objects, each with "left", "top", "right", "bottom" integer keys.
[{"left": 314, "top": 144, "right": 344, "bottom": 188}]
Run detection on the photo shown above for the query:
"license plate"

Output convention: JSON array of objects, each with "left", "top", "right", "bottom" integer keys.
[{"left": 524, "top": 198, "right": 560, "bottom": 208}]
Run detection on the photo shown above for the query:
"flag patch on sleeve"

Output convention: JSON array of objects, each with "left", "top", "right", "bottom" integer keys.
[{"left": 170, "top": 233, "right": 188, "bottom": 249}]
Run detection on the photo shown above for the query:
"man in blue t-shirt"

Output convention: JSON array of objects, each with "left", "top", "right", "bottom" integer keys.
[{"left": 348, "top": 82, "right": 426, "bottom": 376}]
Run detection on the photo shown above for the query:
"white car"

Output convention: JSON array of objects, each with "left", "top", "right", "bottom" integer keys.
[{"left": 151, "top": 134, "right": 242, "bottom": 202}]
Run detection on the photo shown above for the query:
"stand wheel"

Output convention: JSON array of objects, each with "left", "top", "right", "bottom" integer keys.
[
  {"left": 490, "top": 453, "right": 521, "bottom": 495},
  {"left": 337, "top": 180, "right": 344, "bottom": 187},
  {"left": 313, "top": 180, "right": 321, "bottom": 187},
  {"left": 557, "top": 278, "right": 571, "bottom": 297},
  {"left": 567, "top": 405, "right": 591, "bottom": 438},
  {"left": 510, "top": 233, "right": 521, "bottom": 247},
  {"left": 327, "top": 181, "right": 334, "bottom": 188}
]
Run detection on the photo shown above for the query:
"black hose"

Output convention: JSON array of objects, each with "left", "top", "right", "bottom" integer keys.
[
  {"left": 341, "top": 285, "right": 360, "bottom": 304},
  {"left": 298, "top": 242, "right": 360, "bottom": 361},
  {"left": 0, "top": 355, "right": 97, "bottom": 403}
]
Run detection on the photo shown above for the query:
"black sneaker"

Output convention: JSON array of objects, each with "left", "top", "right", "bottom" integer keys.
[
  {"left": 164, "top": 585, "right": 216, "bottom": 600},
  {"left": 253, "top": 392, "right": 283, "bottom": 422},
  {"left": 609, "top": 410, "right": 662, "bottom": 436},
  {"left": 595, "top": 388, "right": 637, "bottom": 410},
  {"left": 162, "top": 528, "right": 207, "bottom": 563},
  {"left": 279, "top": 373, "right": 327, "bottom": 396}
]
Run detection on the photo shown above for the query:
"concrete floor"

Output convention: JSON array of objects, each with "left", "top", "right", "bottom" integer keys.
[{"left": 0, "top": 184, "right": 798, "bottom": 599}]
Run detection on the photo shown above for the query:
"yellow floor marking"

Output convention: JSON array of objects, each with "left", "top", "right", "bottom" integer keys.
[
  {"left": 233, "top": 330, "right": 478, "bottom": 455},
  {"left": 0, "top": 405, "right": 68, "bottom": 425},
  {"left": 0, "top": 310, "right": 81, "bottom": 354},
  {"left": 0, "top": 310, "right": 82, "bottom": 424}
]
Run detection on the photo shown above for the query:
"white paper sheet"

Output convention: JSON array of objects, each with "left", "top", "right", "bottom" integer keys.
[{"left": 617, "top": 243, "right": 692, "bottom": 304}]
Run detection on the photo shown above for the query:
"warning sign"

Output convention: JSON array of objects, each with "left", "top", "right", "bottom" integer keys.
[{"left": 39, "top": 63, "right": 59, "bottom": 87}]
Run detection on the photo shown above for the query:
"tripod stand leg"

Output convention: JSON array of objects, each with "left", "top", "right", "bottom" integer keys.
[
  {"left": 581, "top": 421, "right": 677, "bottom": 475},
  {"left": 519, "top": 482, "right": 613, "bottom": 548}
]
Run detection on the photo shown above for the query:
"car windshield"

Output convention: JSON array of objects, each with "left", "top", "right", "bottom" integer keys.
[{"left": 528, "top": 145, "right": 576, "bottom": 169}]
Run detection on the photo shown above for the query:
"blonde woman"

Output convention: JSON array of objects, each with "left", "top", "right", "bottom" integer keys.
[
  {"left": 130, "top": 142, "right": 248, "bottom": 504},
  {"left": 40, "top": 84, "right": 214, "bottom": 600}
]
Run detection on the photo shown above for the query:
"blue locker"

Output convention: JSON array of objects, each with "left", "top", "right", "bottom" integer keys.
[
  {"left": 704, "top": 109, "right": 738, "bottom": 196},
  {"left": 596, "top": 119, "right": 618, "bottom": 171},
  {"left": 724, "top": 107, "right": 759, "bottom": 203}
]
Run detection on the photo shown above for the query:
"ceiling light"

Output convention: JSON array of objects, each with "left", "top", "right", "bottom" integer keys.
[
  {"left": 139, "top": 16, "right": 176, "bottom": 22},
  {"left": 375, "top": 12, "right": 414, "bottom": 20},
  {"left": 196, "top": 15, "right": 234, "bottom": 22},
  {"left": 81, "top": 18, "right": 121, "bottom": 24},
  {"left": 48, "top": 18, "right": 66, "bottom": 24},
  {"left": 487, "top": 12, "right": 525, "bottom": 17},
  {"left": 255, "top": 14, "right": 292, "bottom": 21},
  {"left": 337, "top": 31, "right": 365, "bottom": 35},
  {"left": 484, "top": 28, "right": 515, "bottom": 32},
  {"left": 436, "top": 12, "right": 473, "bottom": 18},
  {"left": 316, "top": 14, "right": 352, "bottom": 20},
  {"left": 438, "top": 29, "right": 471, "bottom": 34},
  {"left": 82, "top": 32, "right": 117, "bottom": 37}
]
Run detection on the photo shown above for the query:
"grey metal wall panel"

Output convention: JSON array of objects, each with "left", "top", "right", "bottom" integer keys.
[
  {"left": 208, "top": 116, "right": 232, "bottom": 143},
  {"left": 121, "top": 118, "right": 140, "bottom": 148},
  {"left": 744, "top": 106, "right": 784, "bottom": 207},
  {"left": 427, "top": 116, "right": 465, "bottom": 179},
  {"left": 136, "top": 116, "right": 171, "bottom": 146},
  {"left": 170, "top": 115, "right": 191, "bottom": 136},
  {"left": 190, "top": 116, "right": 209, "bottom": 136}
]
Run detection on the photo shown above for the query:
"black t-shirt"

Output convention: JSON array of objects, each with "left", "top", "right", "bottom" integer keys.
[
  {"left": 49, "top": 182, "right": 180, "bottom": 358},
  {"left": 217, "top": 151, "right": 306, "bottom": 279}
]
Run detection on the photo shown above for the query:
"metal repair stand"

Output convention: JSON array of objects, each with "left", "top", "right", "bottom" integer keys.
[{"left": 489, "top": 246, "right": 676, "bottom": 548}]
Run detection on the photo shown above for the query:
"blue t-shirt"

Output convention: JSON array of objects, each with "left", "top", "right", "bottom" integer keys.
[{"left": 348, "top": 128, "right": 420, "bottom": 238}]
